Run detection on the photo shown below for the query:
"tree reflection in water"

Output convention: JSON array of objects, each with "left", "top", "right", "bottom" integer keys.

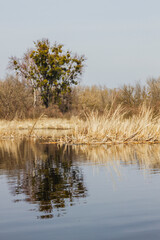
[
  {"left": 3, "top": 140, "right": 160, "bottom": 219},
  {"left": 0, "top": 141, "right": 87, "bottom": 219}
]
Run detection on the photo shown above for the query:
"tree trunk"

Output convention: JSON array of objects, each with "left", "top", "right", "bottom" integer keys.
[{"left": 33, "top": 88, "right": 36, "bottom": 108}]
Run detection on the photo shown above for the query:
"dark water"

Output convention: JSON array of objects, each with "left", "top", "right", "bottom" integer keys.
[{"left": 1, "top": 141, "right": 160, "bottom": 239}]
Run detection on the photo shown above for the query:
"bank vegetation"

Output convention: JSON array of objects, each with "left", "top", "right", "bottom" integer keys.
[{"left": 1, "top": 75, "right": 160, "bottom": 144}]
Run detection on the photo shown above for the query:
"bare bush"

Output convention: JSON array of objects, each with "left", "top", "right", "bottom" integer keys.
[{"left": 0, "top": 75, "right": 33, "bottom": 119}]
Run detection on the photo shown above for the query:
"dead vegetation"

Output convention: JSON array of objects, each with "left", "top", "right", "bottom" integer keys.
[
  {"left": 0, "top": 104, "right": 159, "bottom": 145},
  {"left": 0, "top": 117, "right": 73, "bottom": 140},
  {"left": 1, "top": 75, "right": 160, "bottom": 144},
  {"left": 1, "top": 75, "right": 160, "bottom": 119},
  {"left": 58, "top": 104, "right": 160, "bottom": 144}
]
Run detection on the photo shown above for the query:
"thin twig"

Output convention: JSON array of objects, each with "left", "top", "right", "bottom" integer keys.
[{"left": 28, "top": 113, "right": 45, "bottom": 137}]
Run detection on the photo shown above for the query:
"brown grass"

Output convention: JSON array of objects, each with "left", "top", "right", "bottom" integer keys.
[
  {"left": 0, "top": 117, "right": 73, "bottom": 139},
  {"left": 58, "top": 104, "right": 160, "bottom": 144},
  {"left": 1, "top": 104, "right": 160, "bottom": 144}
]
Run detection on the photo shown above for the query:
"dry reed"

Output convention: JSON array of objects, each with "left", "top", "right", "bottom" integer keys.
[
  {"left": 58, "top": 104, "right": 160, "bottom": 144},
  {"left": 0, "top": 117, "right": 73, "bottom": 139},
  {"left": 1, "top": 104, "right": 160, "bottom": 144}
]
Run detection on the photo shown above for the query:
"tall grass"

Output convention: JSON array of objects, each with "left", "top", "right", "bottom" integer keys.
[
  {"left": 0, "top": 104, "right": 160, "bottom": 144},
  {"left": 59, "top": 104, "right": 160, "bottom": 144},
  {"left": 1, "top": 75, "right": 160, "bottom": 144}
]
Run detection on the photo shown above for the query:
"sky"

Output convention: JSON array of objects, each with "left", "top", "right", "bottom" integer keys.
[{"left": 1, "top": 0, "right": 160, "bottom": 88}]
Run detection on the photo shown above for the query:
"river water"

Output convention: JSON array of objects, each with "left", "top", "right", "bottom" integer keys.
[{"left": 1, "top": 141, "right": 160, "bottom": 240}]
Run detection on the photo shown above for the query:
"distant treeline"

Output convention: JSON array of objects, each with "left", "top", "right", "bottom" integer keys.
[{"left": 1, "top": 75, "right": 160, "bottom": 119}]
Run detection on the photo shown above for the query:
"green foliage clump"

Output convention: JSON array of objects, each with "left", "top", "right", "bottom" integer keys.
[{"left": 10, "top": 39, "right": 85, "bottom": 108}]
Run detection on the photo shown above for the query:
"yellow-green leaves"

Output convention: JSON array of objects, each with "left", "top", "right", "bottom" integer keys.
[{"left": 10, "top": 38, "right": 86, "bottom": 108}]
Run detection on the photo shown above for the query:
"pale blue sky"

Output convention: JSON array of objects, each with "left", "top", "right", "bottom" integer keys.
[{"left": 1, "top": 0, "right": 160, "bottom": 87}]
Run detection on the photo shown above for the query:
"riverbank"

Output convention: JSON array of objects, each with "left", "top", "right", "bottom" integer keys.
[
  {"left": 1, "top": 105, "right": 160, "bottom": 144},
  {"left": 58, "top": 105, "right": 160, "bottom": 145},
  {"left": 0, "top": 117, "right": 73, "bottom": 140}
]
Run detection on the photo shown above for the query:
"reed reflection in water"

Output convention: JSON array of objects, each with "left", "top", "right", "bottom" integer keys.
[
  {"left": 0, "top": 141, "right": 87, "bottom": 219},
  {"left": 1, "top": 141, "right": 160, "bottom": 219},
  {"left": 73, "top": 144, "right": 160, "bottom": 174}
]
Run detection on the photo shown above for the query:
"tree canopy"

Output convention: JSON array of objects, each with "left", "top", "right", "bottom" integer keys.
[{"left": 10, "top": 39, "right": 85, "bottom": 108}]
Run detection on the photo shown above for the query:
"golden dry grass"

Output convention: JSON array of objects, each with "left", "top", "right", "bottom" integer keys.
[
  {"left": 1, "top": 104, "right": 160, "bottom": 144},
  {"left": 0, "top": 117, "right": 73, "bottom": 139},
  {"left": 59, "top": 105, "right": 160, "bottom": 144}
]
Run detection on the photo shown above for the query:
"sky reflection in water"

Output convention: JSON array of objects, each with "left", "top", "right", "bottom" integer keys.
[{"left": 1, "top": 141, "right": 160, "bottom": 239}]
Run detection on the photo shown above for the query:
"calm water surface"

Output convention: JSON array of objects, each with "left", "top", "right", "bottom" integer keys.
[{"left": 1, "top": 141, "right": 160, "bottom": 239}]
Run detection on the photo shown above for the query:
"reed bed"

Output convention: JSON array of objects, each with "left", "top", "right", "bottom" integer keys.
[
  {"left": 59, "top": 105, "right": 160, "bottom": 144},
  {"left": 1, "top": 105, "right": 160, "bottom": 144},
  {"left": 0, "top": 117, "right": 73, "bottom": 139}
]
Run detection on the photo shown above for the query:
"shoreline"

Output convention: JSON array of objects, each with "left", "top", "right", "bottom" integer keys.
[{"left": 1, "top": 105, "right": 160, "bottom": 145}]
